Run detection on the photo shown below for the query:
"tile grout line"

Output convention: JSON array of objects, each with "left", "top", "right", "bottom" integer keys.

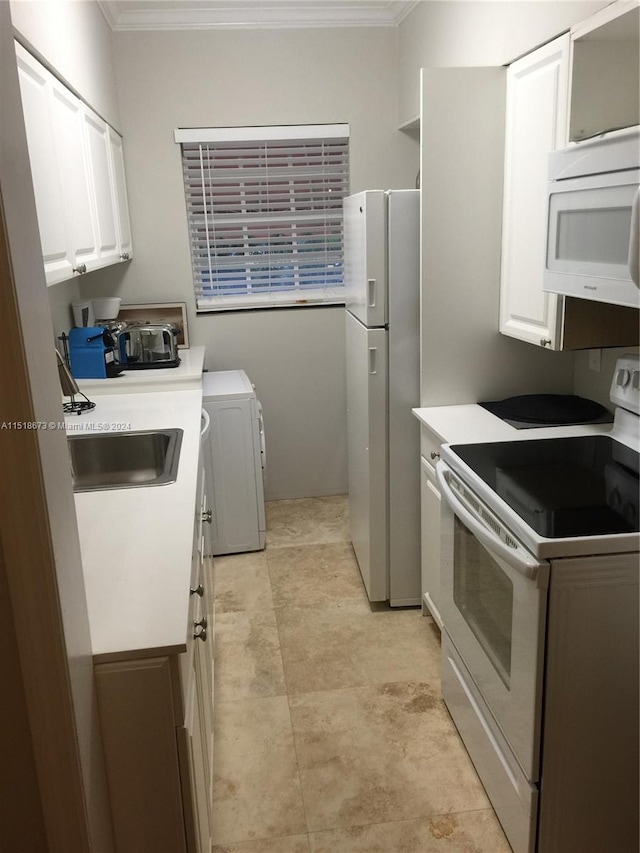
[
  {"left": 304, "top": 805, "right": 505, "bottom": 840},
  {"left": 265, "top": 533, "right": 315, "bottom": 840}
]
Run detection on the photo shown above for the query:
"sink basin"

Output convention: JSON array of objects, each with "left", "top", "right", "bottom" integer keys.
[{"left": 68, "top": 429, "right": 183, "bottom": 492}]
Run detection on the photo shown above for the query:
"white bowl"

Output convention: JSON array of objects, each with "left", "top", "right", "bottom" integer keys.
[{"left": 91, "top": 297, "right": 122, "bottom": 321}]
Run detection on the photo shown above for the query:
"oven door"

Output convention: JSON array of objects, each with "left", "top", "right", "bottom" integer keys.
[{"left": 436, "top": 461, "right": 550, "bottom": 781}]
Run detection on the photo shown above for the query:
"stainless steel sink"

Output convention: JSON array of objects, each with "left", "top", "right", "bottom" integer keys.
[{"left": 68, "top": 429, "right": 183, "bottom": 492}]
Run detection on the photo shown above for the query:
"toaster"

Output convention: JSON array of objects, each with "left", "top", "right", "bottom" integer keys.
[{"left": 116, "top": 324, "right": 181, "bottom": 369}]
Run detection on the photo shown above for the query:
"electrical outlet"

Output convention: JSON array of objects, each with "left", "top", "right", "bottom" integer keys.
[{"left": 589, "top": 349, "right": 602, "bottom": 372}]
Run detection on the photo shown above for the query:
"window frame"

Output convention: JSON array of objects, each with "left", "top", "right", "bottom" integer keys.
[{"left": 174, "top": 124, "right": 350, "bottom": 312}]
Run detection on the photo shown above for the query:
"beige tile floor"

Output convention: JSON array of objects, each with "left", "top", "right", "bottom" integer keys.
[{"left": 211, "top": 495, "right": 512, "bottom": 852}]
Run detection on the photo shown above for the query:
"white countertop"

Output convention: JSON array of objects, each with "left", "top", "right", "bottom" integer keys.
[
  {"left": 76, "top": 345, "right": 205, "bottom": 395},
  {"left": 68, "top": 387, "right": 203, "bottom": 661},
  {"left": 412, "top": 404, "right": 613, "bottom": 445}
]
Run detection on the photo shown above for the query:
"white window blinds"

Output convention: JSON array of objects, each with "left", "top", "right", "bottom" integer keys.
[{"left": 175, "top": 124, "right": 350, "bottom": 311}]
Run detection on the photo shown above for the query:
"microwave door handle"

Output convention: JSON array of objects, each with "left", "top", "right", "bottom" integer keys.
[
  {"left": 435, "top": 462, "right": 544, "bottom": 580},
  {"left": 200, "top": 407, "right": 210, "bottom": 439},
  {"left": 629, "top": 188, "right": 639, "bottom": 287}
]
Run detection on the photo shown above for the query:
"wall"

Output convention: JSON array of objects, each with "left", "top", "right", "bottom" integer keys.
[
  {"left": 398, "top": 0, "right": 609, "bottom": 125},
  {"left": 105, "top": 26, "right": 415, "bottom": 500},
  {"left": 420, "top": 65, "right": 575, "bottom": 406},
  {"left": 49, "top": 278, "right": 81, "bottom": 344}
]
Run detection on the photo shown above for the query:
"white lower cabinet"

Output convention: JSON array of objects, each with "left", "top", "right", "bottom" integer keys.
[
  {"left": 179, "top": 573, "right": 213, "bottom": 853},
  {"left": 420, "top": 457, "right": 443, "bottom": 629},
  {"left": 15, "top": 41, "right": 133, "bottom": 286},
  {"left": 95, "top": 461, "right": 213, "bottom": 853},
  {"left": 419, "top": 426, "right": 443, "bottom": 629}
]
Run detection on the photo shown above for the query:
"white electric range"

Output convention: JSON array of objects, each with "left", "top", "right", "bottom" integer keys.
[{"left": 435, "top": 354, "right": 639, "bottom": 853}]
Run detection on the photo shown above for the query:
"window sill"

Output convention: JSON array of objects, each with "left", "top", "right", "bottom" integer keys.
[{"left": 196, "top": 300, "right": 346, "bottom": 315}]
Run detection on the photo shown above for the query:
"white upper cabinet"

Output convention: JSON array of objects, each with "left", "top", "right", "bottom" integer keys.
[
  {"left": 81, "top": 107, "right": 120, "bottom": 266},
  {"left": 499, "top": 5, "right": 639, "bottom": 352},
  {"left": 108, "top": 126, "right": 133, "bottom": 261},
  {"left": 569, "top": 1, "right": 639, "bottom": 142},
  {"left": 499, "top": 34, "right": 570, "bottom": 350},
  {"left": 49, "top": 79, "right": 100, "bottom": 271},
  {"left": 16, "top": 44, "right": 75, "bottom": 284},
  {"left": 15, "top": 42, "right": 133, "bottom": 286}
]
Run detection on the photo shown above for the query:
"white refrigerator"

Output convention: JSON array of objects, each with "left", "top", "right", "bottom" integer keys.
[{"left": 345, "top": 189, "right": 421, "bottom": 606}]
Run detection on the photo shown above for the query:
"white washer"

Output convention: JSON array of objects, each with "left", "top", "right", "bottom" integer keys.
[{"left": 202, "top": 370, "right": 266, "bottom": 555}]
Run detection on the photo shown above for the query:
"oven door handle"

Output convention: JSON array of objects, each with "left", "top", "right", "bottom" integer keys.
[
  {"left": 436, "top": 463, "right": 544, "bottom": 580},
  {"left": 629, "top": 187, "right": 639, "bottom": 287}
]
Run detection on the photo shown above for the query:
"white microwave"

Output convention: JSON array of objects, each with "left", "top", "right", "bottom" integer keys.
[{"left": 544, "top": 127, "right": 639, "bottom": 309}]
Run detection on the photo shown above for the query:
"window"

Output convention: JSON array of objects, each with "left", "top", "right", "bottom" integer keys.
[{"left": 174, "top": 124, "right": 350, "bottom": 311}]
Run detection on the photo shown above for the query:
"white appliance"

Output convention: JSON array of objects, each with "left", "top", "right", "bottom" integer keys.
[
  {"left": 436, "top": 355, "right": 639, "bottom": 853},
  {"left": 345, "top": 189, "right": 421, "bottom": 606},
  {"left": 544, "top": 126, "right": 639, "bottom": 308},
  {"left": 202, "top": 370, "right": 266, "bottom": 555}
]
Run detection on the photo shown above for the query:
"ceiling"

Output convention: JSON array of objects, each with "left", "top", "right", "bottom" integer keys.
[{"left": 97, "top": 0, "right": 418, "bottom": 31}]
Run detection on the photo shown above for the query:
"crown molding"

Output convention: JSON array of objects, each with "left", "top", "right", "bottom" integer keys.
[
  {"left": 98, "top": 1, "right": 419, "bottom": 32},
  {"left": 96, "top": 0, "right": 118, "bottom": 29}
]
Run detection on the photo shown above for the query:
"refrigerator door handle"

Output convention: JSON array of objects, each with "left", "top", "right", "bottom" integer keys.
[
  {"left": 367, "top": 279, "right": 377, "bottom": 308},
  {"left": 368, "top": 347, "right": 378, "bottom": 375}
]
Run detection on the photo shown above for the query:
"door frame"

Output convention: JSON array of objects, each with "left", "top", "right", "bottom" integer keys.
[{"left": 0, "top": 4, "right": 113, "bottom": 849}]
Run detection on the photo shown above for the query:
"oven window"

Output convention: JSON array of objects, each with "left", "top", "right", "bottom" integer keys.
[
  {"left": 556, "top": 206, "right": 631, "bottom": 265},
  {"left": 453, "top": 518, "right": 514, "bottom": 688}
]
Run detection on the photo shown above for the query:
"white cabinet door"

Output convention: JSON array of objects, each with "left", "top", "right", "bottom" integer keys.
[
  {"left": 82, "top": 106, "right": 120, "bottom": 266},
  {"left": 15, "top": 42, "right": 134, "bottom": 284},
  {"left": 49, "top": 78, "right": 100, "bottom": 271},
  {"left": 108, "top": 125, "right": 134, "bottom": 261},
  {"left": 196, "top": 462, "right": 214, "bottom": 790},
  {"left": 179, "top": 459, "right": 213, "bottom": 853},
  {"left": 189, "top": 540, "right": 213, "bottom": 853},
  {"left": 499, "top": 34, "right": 570, "bottom": 350},
  {"left": 183, "top": 662, "right": 210, "bottom": 853},
  {"left": 193, "top": 633, "right": 212, "bottom": 850},
  {"left": 15, "top": 44, "right": 74, "bottom": 285},
  {"left": 420, "top": 457, "right": 443, "bottom": 629}
]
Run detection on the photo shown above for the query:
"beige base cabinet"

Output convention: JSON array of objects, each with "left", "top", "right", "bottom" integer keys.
[
  {"left": 95, "top": 462, "right": 213, "bottom": 853},
  {"left": 538, "top": 553, "right": 639, "bottom": 853},
  {"left": 15, "top": 41, "right": 133, "bottom": 287},
  {"left": 499, "top": 30, "right": 639, "bottom": 352}
]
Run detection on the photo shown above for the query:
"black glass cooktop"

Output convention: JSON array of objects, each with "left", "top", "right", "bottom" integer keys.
[{"left": 450, "top": 435, "right": 639, "bottom": 539}]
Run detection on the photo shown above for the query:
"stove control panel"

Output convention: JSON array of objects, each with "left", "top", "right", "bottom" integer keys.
[{"left": 610, "top": 354, "right": 640, "bottom": 415}]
